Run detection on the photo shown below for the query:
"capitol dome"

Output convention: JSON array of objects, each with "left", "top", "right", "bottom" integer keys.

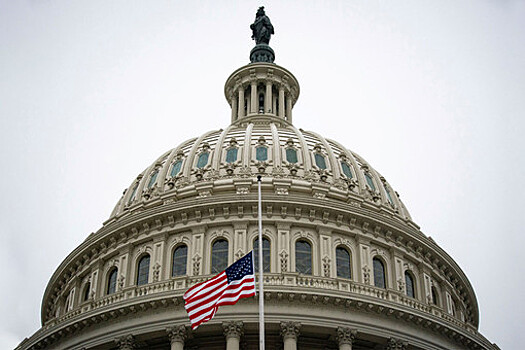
[{"left": 17, "top": 9, "right": 499, "bottom": 350}]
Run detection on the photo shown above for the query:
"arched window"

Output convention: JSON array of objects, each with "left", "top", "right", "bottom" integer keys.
[
  {"left": 336, "top": 247, "right": 351, "bottom": 279},
  {"left": 365, "top": 173, "right": 376, "bottom": 191},
  {"left": 211, "top": 239, "right": 229, "bottom": 274},
  {"left": 373, "top": 258, "right": 386, "bottom": 288},
  {"left": 64, "top": 293, "right": 71, "bottom": 313},
  {"left": 170, "top": 160, "right": 182, "bottom": 177},
  {"left": 314, "top": 153, "right": 327, "bottom": 169},
  {"left": 295, "top": 240, "right": 312, "bottom": 275},
  {"left": 256, "top": 146, "right": 268, "bottom": 161},
  {"left": 405, "top": 271, "right": 415, "bottom": 298},
  {"left": 431, "top": 286, "right": 439, "bottom": 306},
  {"left": 127, "top": 183, "right": 139, "bottom": 204},
  {"left": 258, "top": 93, "right": 264, "bottom": 113},
  {"left": 226, "top": 148, "right": 238, "bottom": 163},
  {"left": 136, "top": 255, "right": 150, "bottom": 286},
  {"left": 107, "top": 268, "right": 118, "bottom": 295},
  {"left": 286, "top": 148, "right": 298, "bottom": 163},
  {"left": 341, "top": 162, "right": 353, "bottom": 178},
  {"left": 384, "top": 185, "right": 394, "bottom": 205},
  {"left": 451, "top": 298, "right": 457, "bottom": 317},
  {"left": 82, "top": 282, "right": 91, "bottom": 302},
  {"left": 197, "top": 152, "right": 209, "bottom": 168},
  {"left": 147, "top": 169, "right": 159, "bottom": 188},
  {"left": 253, "top": 237, "right": 271, "bottom": 273},
  {"left": 172, "top": 245, "right": 188, "bottom": 277}
]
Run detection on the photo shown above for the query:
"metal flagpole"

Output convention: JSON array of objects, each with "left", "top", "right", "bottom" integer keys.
[{"left": 257, "top": 175, "right": 265, "bottom": 350}]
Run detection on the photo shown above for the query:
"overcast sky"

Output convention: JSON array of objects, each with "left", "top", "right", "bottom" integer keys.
[{"left": 1, "top": 1, "right": 524, "bottom": 349}]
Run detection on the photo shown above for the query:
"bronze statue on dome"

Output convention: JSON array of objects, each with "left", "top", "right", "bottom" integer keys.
[{"left": 250, "top": 7, "right": 274, "bottom": 45}]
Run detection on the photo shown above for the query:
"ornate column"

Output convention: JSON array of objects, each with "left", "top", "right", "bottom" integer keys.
[
  {"left": 286, "top": 94, "right": 293, "bottom": 123},
  {"left": 167, "top": 325, "right": 187, "bottom": 350},
  {"left": 237, "top": 86, "right": 244, "bottom": 119},
  {"left": 280, "top": 321, "right": 301, "bottom": 350},
  {"left": 265, "top": 80, "right": 272, "bottom": 113},
  {"left": 115, "top": 335, "right": 135, "bottom": 350},
  {"left": 223, "top": 321, "right": 244, "bottom": 350},
  {"left": 231, "top": 92, "right": 238, "bottom": 122},
  {"left": 250, "top": 81, "right": 257, "bottom": 114},
  {"left": 278, "top": 85, "right": 285, "bottom": 118},
  {"left": 386, "top": 337, "right": 408, "bottom": 350},
  {"left": 336, "top": 327, "right": 357, "bottom": 350}
]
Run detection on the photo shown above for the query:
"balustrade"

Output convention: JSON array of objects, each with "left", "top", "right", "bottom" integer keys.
[{"left": 48, "top": 272, "right": 471, "bottom": 336}]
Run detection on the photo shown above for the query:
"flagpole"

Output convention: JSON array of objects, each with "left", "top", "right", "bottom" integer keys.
[{"left": 257, "top": 175, "right": 265, "bottom": 350}]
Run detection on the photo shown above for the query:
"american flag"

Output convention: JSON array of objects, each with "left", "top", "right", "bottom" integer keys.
[{"left": 183, "top": 251, "right": 256, "bottom": 329}]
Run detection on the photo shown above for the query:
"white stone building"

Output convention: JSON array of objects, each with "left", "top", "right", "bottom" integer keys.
[{"left": 16, "top": 11, "right": 499, "bottom": 350}]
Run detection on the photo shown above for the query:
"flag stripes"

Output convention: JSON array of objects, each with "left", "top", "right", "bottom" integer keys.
[{"left": 183, "top": 251, "right": 256, "bottom": 329}]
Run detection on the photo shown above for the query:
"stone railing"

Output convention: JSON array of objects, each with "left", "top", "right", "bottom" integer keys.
[{"left": 51, "top": 273, "right": 471, "bottom": 334}]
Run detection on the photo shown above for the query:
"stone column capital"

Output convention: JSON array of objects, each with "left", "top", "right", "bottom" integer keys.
[
  {"left": 115, "top": 334, "right": 135, "bottom": 350},
  {"left": 336, "top": 327, "right": 357, "bottom": 346},
  {"left": 223, "top": 321, "right": 244, "bottom": 340},
  {"left": 280, "top": 321, "right": 301, "bottom": 341},
  {"left": 386, "top": 337, "right": 409, "bottom": 350},
  {"left": 166, "top": 325, "right": 187, "bottom": 344}
]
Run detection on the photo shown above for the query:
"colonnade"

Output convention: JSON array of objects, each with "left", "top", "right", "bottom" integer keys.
[
  {"left": 230, "top": 79, "right": 293, "bottom": 124},
  {"left": 114, "top": 323, "right": 408, "bottom": 350}
]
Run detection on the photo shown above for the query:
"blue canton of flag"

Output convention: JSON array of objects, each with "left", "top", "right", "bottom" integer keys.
[{"left": 226, "top": 252, "right": 255, "bottom": 283}]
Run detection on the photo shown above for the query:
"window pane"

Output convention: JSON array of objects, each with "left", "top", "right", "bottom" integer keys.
[
  {"left": 256, "top": 146, "right": 268, "bottom": 161},
  {"left": 405, "top": 272, "right": 415, "bottom": 298},
  {"left": 83, "top": 283, "right": 91, "bottom": 301},
  {"left": 385, "top": 186, "right": 394, "bottom": 205},
  {"left": 226, "top": 148, "right": 238, "bottom": 163},
  {"left": 197, "top": 152, "right": 209, "bottom": 168},
  {"left": 315, "top": 153, "right": 327, "bottom": 169},
  {"left": 137, "top": 255, "right": 150, "bottom": 286},
  {"left": 147, "top": 170, "right": 158, "bottom": 188},
  {"left": 170, "top": 160, "right": 182, "bottom": 177},
  {"left": 128, "top": 183, "right": 139, "bottom": 204},
  {"left": 365, "top": 173, "right": 376, "bottom": 191},
  {"left": 336, "top": 247, "right": 351, "bottom": 279},
  {"left": 172, "top": 245, "right": 188, "bottom": 277},
  {"left": 107, "top": 268, "right": 118, "bottom": 295},
  {"left": 254, "top": 238, "right": 270, "bottom": 272},
  {"left": 431, "top": 287, "right": 438, "bottom": 305},
  {"left": 373, "top": 258, "right": 386, "bottom": 288},
  {"left": 286, "top": 148, "right": 298, "bottom": 163},
  {"left": 341, "top": 162, "right": 353, "bottom": 178},
  {"left": 295, "top": 240, "right": 312, "bottom": 274},
  {"left": 211, "top": 240, "right": 229, "bottom": 274}
]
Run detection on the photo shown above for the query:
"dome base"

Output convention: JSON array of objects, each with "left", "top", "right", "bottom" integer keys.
[{"left": 250, "top": 44, "right": 275, "bottom": 63}]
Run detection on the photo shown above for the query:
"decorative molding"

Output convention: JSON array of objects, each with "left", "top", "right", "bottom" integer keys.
[
  {"left": 223, "top": 321, "right": 244, "bottom": 339},
  {"left": 280, "top": 250, "right": 288, "bottom": 272},
  {"left": 363, "top": 265, "right": 371, "bottom": 285},
  {"left": 115, "top": 334, "right": 135, "bottom": 350},
  {"left": 336, "top": 327, "right": 357, "bottom": 346},
  {"left": 386, "top": 337, "right": 409, "bottom": 350},
  {"left": 152, "top": 263, "right": 161, "bottom": 282},
  {"left": 166, "top": 325, "right": 187, "bottom": 344},
  {"left": 280, "top": 321, "right": 301, "bottom": 340},
  {"left": 322, "top": 256, "right": 331, "bottom": 277}
]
